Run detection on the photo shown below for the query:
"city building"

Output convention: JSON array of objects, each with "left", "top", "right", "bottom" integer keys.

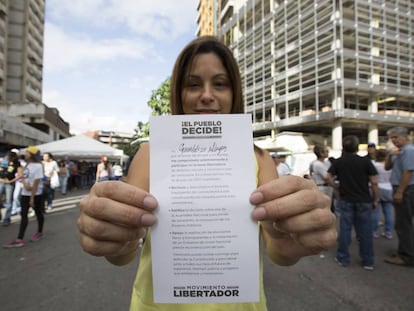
[
  {"left": 201, "top": 0, "right": 413, "bottom": 151},
  {"left": 197, "top": 0, "right": 217, "bottom": 36},
  {"left": 84, "top": 130, "right": 135, "bottom": 151},
  {"left": 0, "top": 0, "right": 70, "bottom": 152}
]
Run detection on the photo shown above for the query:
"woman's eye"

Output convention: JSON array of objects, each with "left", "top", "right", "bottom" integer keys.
[
  {"left": 185, "top": 81, "right": 200, "bottom": 88},
  {"left": 214, "top": 81, "right": 229, "bottom": 88}
]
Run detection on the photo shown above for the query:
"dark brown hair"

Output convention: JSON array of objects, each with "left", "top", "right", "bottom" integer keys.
[{"left": 170, "top": 36, "right": 243, "bottom": 115}]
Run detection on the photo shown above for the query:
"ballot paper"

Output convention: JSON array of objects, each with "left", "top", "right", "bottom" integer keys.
[{"left": 150, "top": 114, "right": 259, "bottom": 304}]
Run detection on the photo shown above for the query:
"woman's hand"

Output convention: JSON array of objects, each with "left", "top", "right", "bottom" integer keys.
[
  {"left": 250, "top": 175, "right": 337, "bottom": 265},
  {"left": 77, "top": 181, "right": 158, "bottom": 264}
]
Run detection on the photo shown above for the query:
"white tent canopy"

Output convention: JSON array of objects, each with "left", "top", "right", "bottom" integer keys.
[{"left": 22, "top": 135, "right": 125, "bottom": 162}]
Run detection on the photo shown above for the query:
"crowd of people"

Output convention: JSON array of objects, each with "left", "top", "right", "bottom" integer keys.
[
  {"left": 0, "top": 148, "right": 124, "bottom": 248},
  {"left": 305, "top": 128, "right": 414, "bottom": 269}
]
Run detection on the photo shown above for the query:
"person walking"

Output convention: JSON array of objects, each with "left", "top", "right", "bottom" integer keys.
[
  {"left": 384, "top": 127, "right": 414, "bottom": 266},
  {"left": 11, "top": 153, "right": 26, "bottom": 216},
  {"left": 58, "top": 160, "right": 69, "bottom": 195},
  {"left": 96, "top": 156, "right": 110, "bottom": 182},
  {"left": 371, "top": 149, "right": 394, "bottom": 240},
  {"left": 42, "top": 152, "right": 59, "bottom": 211},
  {"left": 271, "top": 153, "right": 291, "bottom": 177},
  {"left": 3, "top": 146, "right": 45, "bottom": 248},
  {"left": 1, "top": 151, "right": 20, "bottom": 226},
  {"left": 110, "top": 161, "right": 123, "bottom": 181},
  {"left": 327, "top": 135, "right": 379, "bottom": 270},
  {"left": 310, "top": 144, "right": 333, "bottom": 200}
]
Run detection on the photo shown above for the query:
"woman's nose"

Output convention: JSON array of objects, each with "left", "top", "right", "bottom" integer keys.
[{"left": 200, "top": 85, "right": 214, "bottom": 103}]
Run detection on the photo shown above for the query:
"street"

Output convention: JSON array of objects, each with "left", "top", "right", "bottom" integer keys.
[{"left": 1, "top": 190, "right": 413, "bottom": 310}]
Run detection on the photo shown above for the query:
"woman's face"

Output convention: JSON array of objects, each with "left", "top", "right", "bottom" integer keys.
[
  {"left": 181, "top": 52, "right": 233, "bottom": 114},
  {"left": 43, "top": 154, "right": 50, "bottom": 161}
]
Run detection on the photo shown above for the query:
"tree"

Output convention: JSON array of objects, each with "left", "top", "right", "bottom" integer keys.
[
  {"left": 147, "top": 78, "right": 171, "bottom": 116},
  {"left": 124, "top": 78, "right": 171, "bottom": 157}
]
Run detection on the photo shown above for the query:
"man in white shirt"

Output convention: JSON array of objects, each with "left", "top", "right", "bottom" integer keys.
[
  {"left": 272, "top": 153, "right": 291, "bottom": 177},
  {"left": 310, "top": 144, "right": 333, "bottom": 199}
]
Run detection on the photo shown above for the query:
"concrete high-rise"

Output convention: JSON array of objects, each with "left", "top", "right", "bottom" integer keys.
[
  {"left": 0, "top": 0, "right": 70, "bottom": 152},
  {"left": 202, "top": 0, "right": 413, "bottom": 150},
  {"left": 196, "top": 0, "right": 216, "bottom": 36}
]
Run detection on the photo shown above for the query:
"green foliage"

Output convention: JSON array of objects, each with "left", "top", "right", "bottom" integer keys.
[
  {"left": 124, "top": 78, "right": 171, "bottom": 157},
  {"left": 147, "top": 78, "right": 171, "bottom": 116}
]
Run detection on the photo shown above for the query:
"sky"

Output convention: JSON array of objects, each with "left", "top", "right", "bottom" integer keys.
[{"left": 43, "top": 0, "right": 199, "bottom": 135}]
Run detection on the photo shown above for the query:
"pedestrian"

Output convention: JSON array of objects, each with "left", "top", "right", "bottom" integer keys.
[
  {"left": 327, "top": 135, "right": 379, "bottom": 270},
  {"left": 1, "top": 151, "right": 20, "bottom": 226},
  {"left": 10, "top": 152, "right": 26, "bottom": 216},
  {"left": 384, "top": 126, "right": 414, "bottom": 266},
  {"left": 371, "top": 149, "right": 394, "bottom": 240},
  {"left": 110, "top": 161, "right": 123, "bottom": 181},
  {"left": 68, "top": 160, "right": 79, "bottom": 190},
  {"left": 96, "top": 156, "right": 110, "bottom": 182},
  {"left": 3, "top": 146, "right": 45, "bottom": 248},
  {"left": 42, "top": 152, "right": 59, "bottom": 211},
  {"left": 0, "top": 154, "right": 9, "bottom": 221},
  {"left": 271, "top": 153, "right": 291, "bottom": 177},
  {"left": 310, "top": 144, "right": 333, "bottom": 199},
  {"left": 77, "top": 36, "right": 337, "bottom": 310},
  {"left": 366, "top": 142, "right": 377, "bottom": 161},
  {"left": 58, "top": 160, "right": 69, "bottom": 195}
]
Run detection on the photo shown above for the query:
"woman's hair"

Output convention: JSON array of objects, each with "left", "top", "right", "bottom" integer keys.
[
  {"left": 44, "top": 152, "right": 54, "bottom": 160},
  {"left": 375, "top": 149, "right": 388, "bottom": 162},
  {"left": 170, "top": 36, "right": 243, "bottom": 115},
  {"left": 8, "top": 151, "right": 18, "bottom": 162}
]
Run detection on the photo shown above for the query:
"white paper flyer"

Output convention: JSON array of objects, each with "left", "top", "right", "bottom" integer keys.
[{"left": 149, "top": 114, "right": 259, "bottom": 304}]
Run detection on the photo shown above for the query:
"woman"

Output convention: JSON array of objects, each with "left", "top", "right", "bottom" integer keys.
[
  {"left": 1, "top": 151, "right": 20, "bottom": 226},
  {"left": 77, "top": 36, "right": 337, "bottom": 310},
  {"left": 58, "top": 160, "right": 69, "bottom": 195},
  {"left": 3, "top": 146, "right": 44, "bottom": 247},
  {"left": 372, "top": 149, "right": 394, "bottom": 239},
  {"left": 95, "top": 156, "right": 110, "bottom": 182},
  {"left": 42, "top": 152, "right": 59, "bottom": 210}
]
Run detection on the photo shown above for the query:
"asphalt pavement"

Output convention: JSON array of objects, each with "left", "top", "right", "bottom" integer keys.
[{"left": 1, "top": 190, "right": 413, "bottom": 311}]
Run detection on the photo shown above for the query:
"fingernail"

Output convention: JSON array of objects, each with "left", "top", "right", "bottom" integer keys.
[
  {"left": 250, "top": 191, "right": 264, "bottom": 204},
  {"left": 252, "top": 207, "right": 267, "bottom": 220},
  {"left": 143, "top": 195, "right": 158, "bottom": 209},
  {"left": 141, "top": 213, "right": 157, "bottom": 226}
]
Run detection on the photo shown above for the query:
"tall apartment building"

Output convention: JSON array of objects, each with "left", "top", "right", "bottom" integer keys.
[
  {"left": 205, "top": 0, "right": 414, "bottom": 150},
  {"left": 197, "top": 0, "right": 217, "bottom": 36},
  {"left": 0, "top": 0, "right": 70, "bottom": 152}
]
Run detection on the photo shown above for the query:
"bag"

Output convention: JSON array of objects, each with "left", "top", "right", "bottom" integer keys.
[{"left": 50, "top": 171, "right": 60, "bottom": 189}]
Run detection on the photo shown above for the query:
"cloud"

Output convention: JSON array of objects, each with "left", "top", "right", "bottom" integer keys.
[
  {"left": 42, "top": 0, "right": 197, "bottom": 135},
  {"left": 46, "top": 0, "right": 197, "bottom": 40},
  {"left": 44, "top": 23, "right": 154, "bottom": 72}
]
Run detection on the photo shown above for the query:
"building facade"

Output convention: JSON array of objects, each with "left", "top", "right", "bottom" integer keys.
[
  {"left": 84, "top": 130, "right": 135, "bottom": 150},
  {"left": 0, "top": 0, "right": 70, "bottom": 152},
  {"left": 197, "top": 0, "right": 217, "bottom": 36},
  {"left": 205, "top": 0, "right": 413, "bottom": 150}
]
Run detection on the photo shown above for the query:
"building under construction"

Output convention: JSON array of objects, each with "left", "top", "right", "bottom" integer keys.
[{"left": 199, "top": 0, "right": 413, "bottom": 150}]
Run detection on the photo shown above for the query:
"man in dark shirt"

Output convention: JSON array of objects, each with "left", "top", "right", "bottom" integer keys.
[{"left": 327, "top": 135, "right": 379, "bottom": 270}]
